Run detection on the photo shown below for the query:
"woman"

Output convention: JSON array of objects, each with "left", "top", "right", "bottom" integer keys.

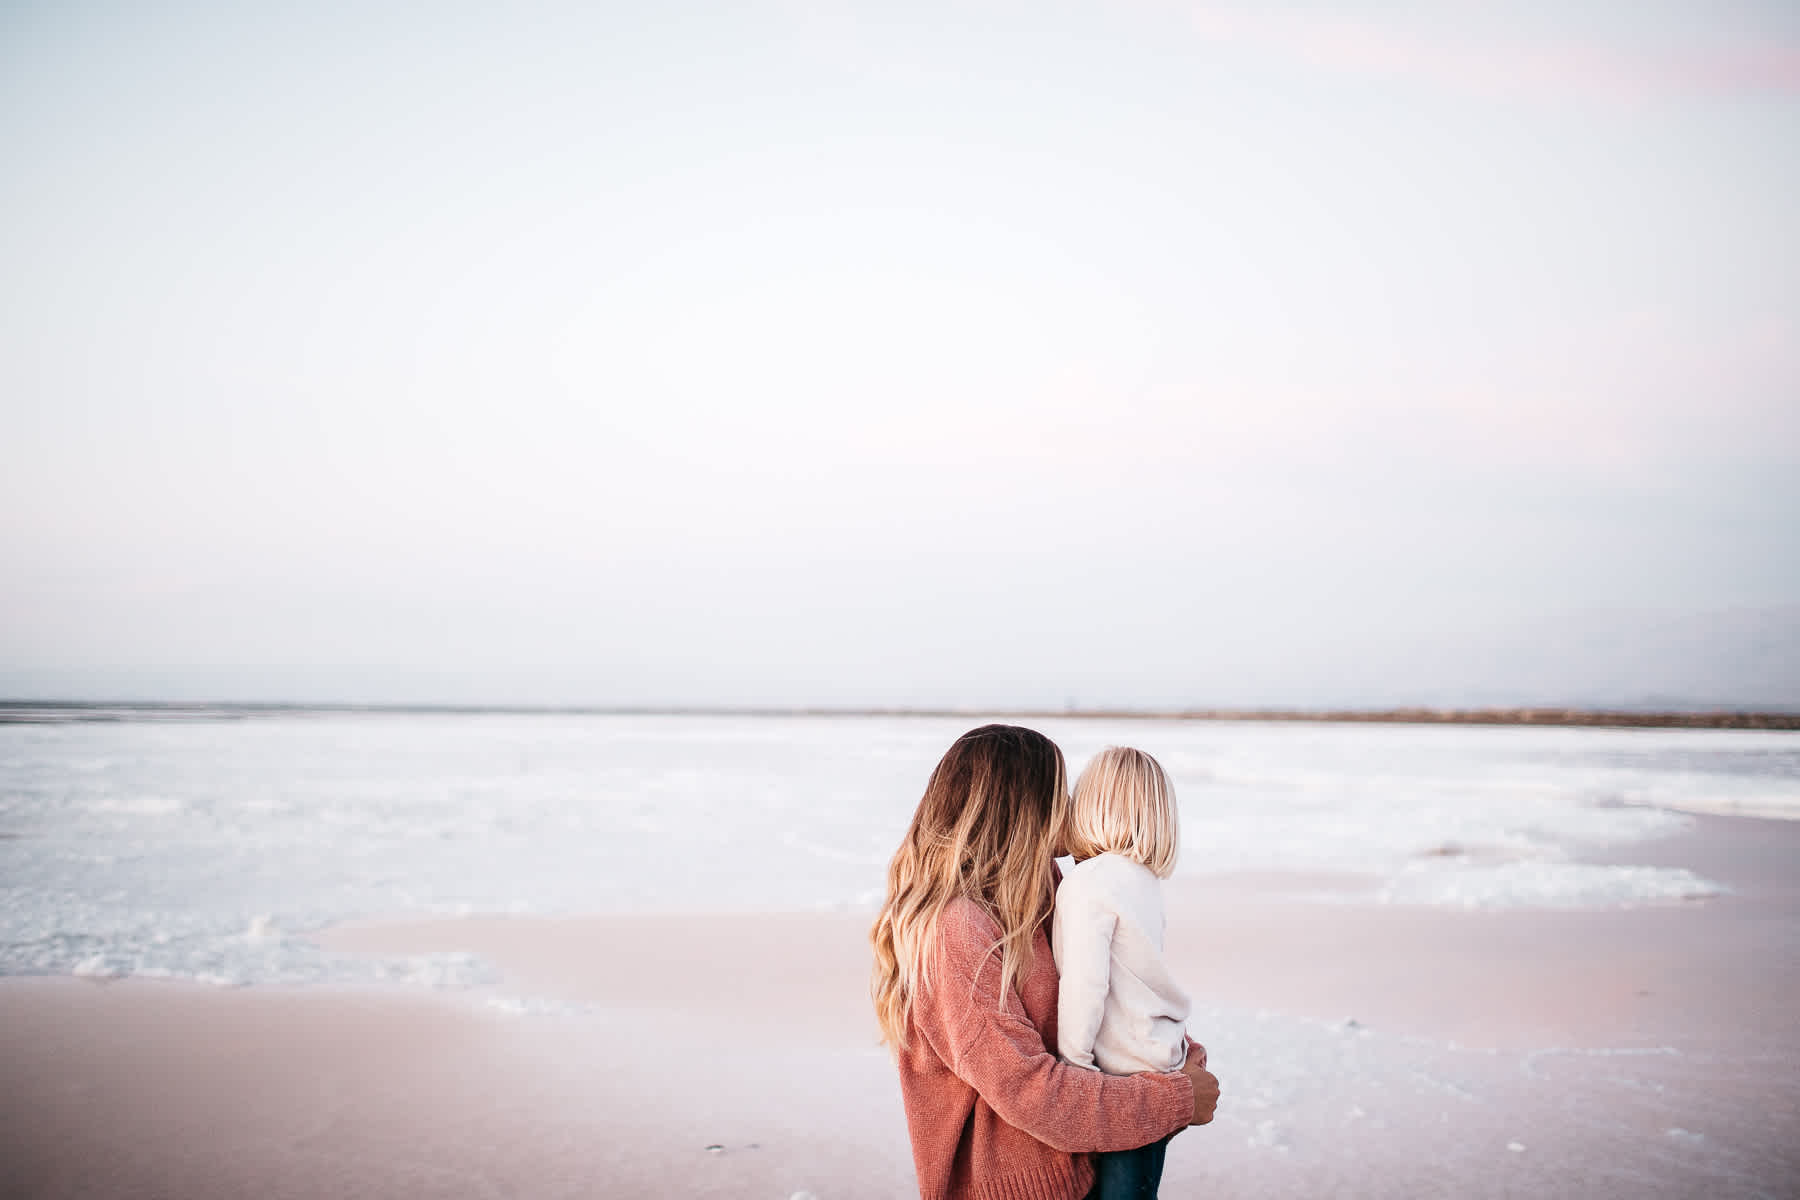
[{"left": 872, "top": 724, "right": 1220, "bottom": 1200}]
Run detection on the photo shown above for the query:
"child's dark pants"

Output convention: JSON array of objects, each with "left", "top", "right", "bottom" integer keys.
[{"left": 1085, "top": 1133, "right": 1173, "bottom": 1199}]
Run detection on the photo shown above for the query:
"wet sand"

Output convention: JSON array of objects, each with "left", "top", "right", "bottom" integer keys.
[{"left": 3, "top": 814, "right": 1796, "bottom": 1199}]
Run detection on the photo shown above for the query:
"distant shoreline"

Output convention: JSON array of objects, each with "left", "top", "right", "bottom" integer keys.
[{"left": 2, "top": 700, "right": 1797, "bottom": 731}]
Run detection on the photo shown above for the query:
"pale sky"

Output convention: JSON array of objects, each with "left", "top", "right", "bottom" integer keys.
[{"left": 4, "top": 0, "right": 1798, "bottom": 708}]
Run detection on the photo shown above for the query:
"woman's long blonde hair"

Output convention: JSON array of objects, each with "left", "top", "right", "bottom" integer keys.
[{"left": 871, "top": 724, "right": 1068, "bottom": 1051}]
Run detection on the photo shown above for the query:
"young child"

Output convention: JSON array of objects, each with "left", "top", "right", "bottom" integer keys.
[{"left": 1051, "top": 746, "right": 1192, "bottom": 1199}]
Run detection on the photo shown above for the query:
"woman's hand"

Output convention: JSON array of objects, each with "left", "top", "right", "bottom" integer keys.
[{"left": 1180, "top": 1055, "right": 1220, "bottom": 1126}]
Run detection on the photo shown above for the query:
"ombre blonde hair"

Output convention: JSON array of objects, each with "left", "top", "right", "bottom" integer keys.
[
  {"left": 870, "top": 725, "right": 1068, "bottom": 1051},
  {"left": 1067, "top": 746, "right": 1180, "bottom": 878}
]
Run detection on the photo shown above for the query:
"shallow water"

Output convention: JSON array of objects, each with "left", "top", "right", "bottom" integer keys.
[{"left": 1, "top": 713, "right": 1795, "bottom": 987}]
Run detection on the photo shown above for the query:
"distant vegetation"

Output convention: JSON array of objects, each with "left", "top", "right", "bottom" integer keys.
[
  {"left": 1088, "top": 708, "right": 1800, "bottom": 731},
  {"left": 824, "top": 707, "right": 1800, "bottom": 731},
  {"left": 2, "top": 702, "right": 1797, "bottom": 730}
]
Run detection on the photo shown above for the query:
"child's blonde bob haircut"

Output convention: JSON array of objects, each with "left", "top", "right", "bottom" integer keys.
[{"left": 1068, "top": 746, "right": 1180, "bottom": 878}]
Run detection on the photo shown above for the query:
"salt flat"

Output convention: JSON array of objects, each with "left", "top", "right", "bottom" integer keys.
[
  {"left": 4, "top": 715, "right": 1795, "bottom": 1195},
  {"left": 4, "top": 813, "right": 1795, "bottom": 1199},
  {"left": 6, "top": 714, "right": 1794, "bottom": 991}
]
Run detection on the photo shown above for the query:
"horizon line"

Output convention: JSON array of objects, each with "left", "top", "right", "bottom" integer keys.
[{"left": 2, "top": 700, "right": 1796, "bottom": 731}]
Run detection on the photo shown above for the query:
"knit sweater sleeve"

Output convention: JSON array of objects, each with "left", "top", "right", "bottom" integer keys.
[{"left": 917, "top": 900, "right": 1193, "bottom": 1154}]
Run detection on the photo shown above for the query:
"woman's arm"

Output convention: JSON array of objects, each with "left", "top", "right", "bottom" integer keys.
[{"left": 917, "top": 902, "right": 1193, "bottom": 1154}]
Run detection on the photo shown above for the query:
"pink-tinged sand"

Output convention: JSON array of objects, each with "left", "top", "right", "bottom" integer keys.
[{"left": 3, "top": 814, "right": 1797, "bottom": 1199}]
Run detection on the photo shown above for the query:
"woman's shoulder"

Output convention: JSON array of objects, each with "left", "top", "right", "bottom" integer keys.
[
  {"left": 939, "top": 895, "right": 1002, "bottom": 944},
  {"left": 921, "top": 897, "right": 1005, "bottom": 988}
]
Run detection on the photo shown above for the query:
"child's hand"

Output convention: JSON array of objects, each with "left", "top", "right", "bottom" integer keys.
[{"left": 1180, "top": 1057, "right": 1220, "bottom": 1126}]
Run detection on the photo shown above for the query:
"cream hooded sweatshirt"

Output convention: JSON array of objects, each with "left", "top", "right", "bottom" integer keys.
[{"left": 1050, "top": 852, "right": 1191, "bottom": 1075}]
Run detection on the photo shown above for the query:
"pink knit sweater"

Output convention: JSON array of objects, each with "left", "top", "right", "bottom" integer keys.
[{"left": 896, "top": 897, "right": 1195, "bottom": 1200}]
